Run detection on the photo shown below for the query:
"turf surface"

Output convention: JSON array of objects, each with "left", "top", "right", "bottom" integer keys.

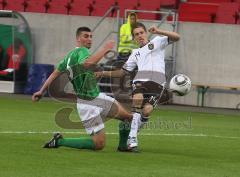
[{"left": 0, "top": 95, "right": 239, "bottom": 177}]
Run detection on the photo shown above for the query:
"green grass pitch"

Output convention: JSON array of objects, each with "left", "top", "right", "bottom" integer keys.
[{"left": 0, "top": 95, "right": 239, "bottom": 177}]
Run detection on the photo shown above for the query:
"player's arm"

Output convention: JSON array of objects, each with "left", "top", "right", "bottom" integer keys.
[
  {"left": 32, "top": 69, "right": 61, "bottom": 102},
  {"left": 83, "top": 40, "right": 115, "bottom": 68},
  {"left": 95, "top": 69, "right": 126, "bottom": 78},
  {"left": 148, "top": 26, "right": 180, "bottom": 42},
  {"left": 95, "top": 49, "right": 136, "bottom": 78}
]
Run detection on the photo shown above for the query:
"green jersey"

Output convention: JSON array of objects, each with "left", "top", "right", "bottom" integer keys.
[{"left": 57, "top": 47, "right": 100, "bottom": 100}]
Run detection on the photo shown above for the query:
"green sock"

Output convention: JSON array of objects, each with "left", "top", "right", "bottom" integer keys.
[
  {"left": 118, "top": 121, "right": 130, "bottom": 149},
  {"left": 58, "top": 137, "right": 95, "bottom": 150}
]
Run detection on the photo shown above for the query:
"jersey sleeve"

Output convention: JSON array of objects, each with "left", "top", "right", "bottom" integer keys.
[
  {"left": 122, "top": 51, "right": 137, "bottom": 72},
  {"left": 57, "top": 54, "right": 69, "bottom": 72},
  {"left": 154, "top": 36, "right": 169, "bottom": 49}
]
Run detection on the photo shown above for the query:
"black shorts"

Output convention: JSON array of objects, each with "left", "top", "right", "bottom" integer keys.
[{"left": 132, "top": 81, "right": 169, "bottom": 107}]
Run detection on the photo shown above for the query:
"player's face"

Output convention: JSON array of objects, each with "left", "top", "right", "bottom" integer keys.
[
  {"left": 133, "top": 27, "right": 148, "bottom": 47},
  {"left": 77, "top": 31, "right": 92, "bottom": 49}
]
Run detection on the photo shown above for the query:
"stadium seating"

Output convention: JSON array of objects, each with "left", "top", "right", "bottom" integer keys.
[
  {"left": 25, "top": 0, "right": 47, "bottom": 13},
  {"left": 91, "top": 0, "right": 118, "bottom": 17},
  {"left": 215, "top": 2, "right": 239, "bottom": 24},
  {"left": 187, "top": 0, "right": 232, "bottom": 3},
  {"left": 1, "top": 0, "right": 240, "bottom": 24},
  {"left": 69, "top": 0, "right": 93, "bottom": 16},
  {"left": 2, "top": 0, "right": 24, "bottom": 11},
  {"left": 179, "top": 2, "right": 219, "bottom": 15},
  {"left": 160, "top": 0, "right": 178, "bottom": 8},
  {"left": 0, "top": 0, "right": 6, "bottom": 10},
  {"left": 179, "top": 12, "right": 213, "bottom": 23},
  {"left": 47, "top": 0, "right": 69, "bottom": 14},
  {"left": 179, "top": 2, "right": 219, "bottom": 23},
  {"left": 137, "top": 0, "right": 161, "bottom": 20},
  {"left": 117, "top": 0, "right": 138, "bottom": 17}
]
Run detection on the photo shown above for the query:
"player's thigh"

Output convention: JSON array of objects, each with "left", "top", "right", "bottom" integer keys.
[
  {"left": 77, "top": 102, "right": 104, "bottom": 135},
  {"left": 132, "top": 93, "right": 144, "bottom": 107},
  {"left": 107, "top": 100, "right": 132, "bottom": 120}
]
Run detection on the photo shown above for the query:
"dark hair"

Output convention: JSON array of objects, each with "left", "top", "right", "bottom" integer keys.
[
  {"left": 131, "top": 22, "right": 147, "bottom": 37},
  {"left": 76, "top": 27, "right": 91, "bottom": 37},
  {"left": 129, "top": 12, "right": 137, "bottom": 18}
]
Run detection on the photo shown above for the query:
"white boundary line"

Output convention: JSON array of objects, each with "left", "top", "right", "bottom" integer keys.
[{"left": 0, "top": 131, "right": 239, "bottom": 139}]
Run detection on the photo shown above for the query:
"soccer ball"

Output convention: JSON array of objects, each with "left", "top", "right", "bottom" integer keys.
[{"left": 169, "top": 74, "right": 191, "bottom": 96}]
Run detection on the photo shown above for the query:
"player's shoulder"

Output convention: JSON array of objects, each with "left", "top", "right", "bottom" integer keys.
[
  {"left": 69, "top": 47, "right": 89, "bottom": 56},
  {"left": 131, "top": 48, "right": 139, "bottom": 53},
  {"left": 130, "top": 48, "right": 141, "bottom": 56},
  {"left": 72, "top": 47, "right": 89, "bottom": 52},
  {"left": 151, "top": 35, "right": 167, "bottom": 42}
]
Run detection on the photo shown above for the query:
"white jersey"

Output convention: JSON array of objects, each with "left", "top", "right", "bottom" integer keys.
[{"left": 122, "top": 36, "right": 169, "bottom": 84}]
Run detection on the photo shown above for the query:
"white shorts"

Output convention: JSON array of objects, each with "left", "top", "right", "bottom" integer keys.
[{"left": 77, "top": 93, "right": 115, "bottom": 135}]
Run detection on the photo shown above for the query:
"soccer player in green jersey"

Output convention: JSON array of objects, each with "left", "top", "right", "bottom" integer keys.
[{"left": 32, "top": 27, "right": 137, "bottom": 151}]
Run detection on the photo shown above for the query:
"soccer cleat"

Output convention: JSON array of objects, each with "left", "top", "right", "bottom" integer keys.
[
  {"left": 117, "top": 146, "right": 139, "bottom": 153},
  {"left": 127, "top": 136, "right": 139, "bottom": 152},
  {"left": 127, "top": 146, "right": 139, "bottom": 153},
  {"left": 128, "top": 136, "right": 138, "bottom": 148},
  {"left": 117, "top": 146, "right": 129, "bottom": 152},
  {"left": 43, "top": 133, "right": 63, "bottom": 148}
]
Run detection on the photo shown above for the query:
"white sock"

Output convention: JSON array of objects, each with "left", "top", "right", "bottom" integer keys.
[{"left": 129, "top": 113, "right": 141, "bottom": 138}]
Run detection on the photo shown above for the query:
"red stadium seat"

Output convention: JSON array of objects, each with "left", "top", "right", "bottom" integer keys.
[
  {"left": 187, "top": 0, "right": 232, "bottom": 3},
  {"left": 47, "top": 0, "right": 69, "bottom": 14},
  {"left": 178, "top": 2, "right": 219, "bottom": 23},
  {"left": 179, "top": 2, "right": 219, "bottom": 14},
  {"left": 25, "top": 0, "right": 47, "bottom": 13},
  {"left": 69, "top": 0, "right": 93, "bottom": 16},
  {"left": 138, "top": 0, "right": 161, "bottom": 10},
  {"left": 91, "top": 0, "right": 117, "bottom": 17},
  {"left": 160, "top": 0, "right": 178, "bottom": 8},
  {"left": 179, "top": 12, "right": 213, "bottom": 23},
  {"left": 3, "top": 0, "right": 24, "bottom": 11},
  {"left": 117, "top": 0, "right": 139, "bottom": 17},
  {"left": 215, "top": 2, "right": 239, "bottom": 24},
  {"left": 0, "top": 0, "right": 7, "bottom": 10},
  {"left": 137, "top": 0, "right": 161, "bottom": 20}
]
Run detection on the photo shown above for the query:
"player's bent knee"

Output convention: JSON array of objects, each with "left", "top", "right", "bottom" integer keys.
[
  {"left": 143, "top": 104, "right": 153, "bottom": 117},
  {"left": 94, "top": 139, "right": 105, "bottom": 150},
  {"left": 92, "top": 132, "right": 106, "bottom": 150},
  {"left": 133, "top": 93, "right": 144, "bottom": 106}
]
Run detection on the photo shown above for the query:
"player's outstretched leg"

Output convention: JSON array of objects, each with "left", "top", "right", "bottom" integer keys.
[
  {"left": 43, "top": 132, "right": 100, "bottom": 150},
  {"left": 43, "top": 133, "right": 63, "bottom": 148}
]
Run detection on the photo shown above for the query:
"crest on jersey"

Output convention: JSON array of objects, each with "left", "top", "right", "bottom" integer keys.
[{"left": 148, "top": 43, "right": 154, "bottom": 50}]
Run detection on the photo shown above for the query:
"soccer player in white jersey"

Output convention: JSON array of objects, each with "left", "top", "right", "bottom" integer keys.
[{"left": 96, "top": 22, "right": 180, "bottom": 151}]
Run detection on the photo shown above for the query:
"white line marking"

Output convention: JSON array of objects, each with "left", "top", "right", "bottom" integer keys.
[{"left": 0, "top": 131, "right": 239, "bottom": 139}]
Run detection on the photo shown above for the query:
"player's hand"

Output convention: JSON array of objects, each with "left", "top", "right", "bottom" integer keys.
[
  {"left": 148, "top": 26, "right": 159, "bottom": 34},
  {"left": 94, "top": 71, "right": 103, "bottom": 78},
  {"left": 32, "top": 91, "right": 43, "bottom": 102},
  {"left": 103, "top": 40, "right": 115, "bottom": 51}
]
